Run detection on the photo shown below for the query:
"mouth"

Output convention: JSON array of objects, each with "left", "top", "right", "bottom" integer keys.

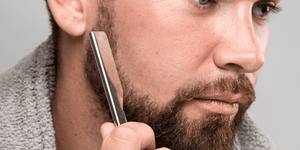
[{"left": 193, "top": 98, "right": 239, "bottom": 116}]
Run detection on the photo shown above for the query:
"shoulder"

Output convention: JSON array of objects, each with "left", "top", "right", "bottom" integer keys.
[
  {"left": 0, "top": 36, "right": 55, "bottom": 106},
  {"left": 0, "top": 36, "right": 56, "bottom": 149}
]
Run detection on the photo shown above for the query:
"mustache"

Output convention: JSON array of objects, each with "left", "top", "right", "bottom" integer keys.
[{"left": 174, "top": 75, "right": 256, "bottom": 104}]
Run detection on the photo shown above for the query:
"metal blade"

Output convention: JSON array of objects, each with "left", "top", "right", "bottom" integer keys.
[{"left": 89, "top": 31, "right": 127, "bottom": 126}]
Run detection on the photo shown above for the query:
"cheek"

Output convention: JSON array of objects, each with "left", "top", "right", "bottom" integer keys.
[
  {"left": 113, "top": 1, "right": 217, "bottom": 95},
  {"left": 246, "top": 70, "right": 261, "bottom": 88},
  {"left": 254, "top": 21, "right": 269, "bottom": 55}
]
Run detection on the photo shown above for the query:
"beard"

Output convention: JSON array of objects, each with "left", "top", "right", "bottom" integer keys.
[
  {"left": 121, "top": 75, "right": 254, "bottom": 150},
  {"left": 84, "top": 2, "right": 256, "bottom": 150}
]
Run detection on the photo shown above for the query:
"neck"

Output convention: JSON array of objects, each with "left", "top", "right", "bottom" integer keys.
[{"left": 51, "top": 32, "right": 110, "bottom": 150}]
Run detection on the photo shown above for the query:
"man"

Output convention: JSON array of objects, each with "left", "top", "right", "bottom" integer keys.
[{"left": 0, "top": 0, "right": 281, "bottom": 149}]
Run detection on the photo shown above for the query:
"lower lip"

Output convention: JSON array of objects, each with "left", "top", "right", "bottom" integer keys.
[{"left": 194, "top": 99, "right": 239, "bottom": 116}]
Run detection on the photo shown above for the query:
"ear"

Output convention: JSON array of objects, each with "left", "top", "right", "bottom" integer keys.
[{"left": 48, "top": 0, "right": 86, "bottom": 36}]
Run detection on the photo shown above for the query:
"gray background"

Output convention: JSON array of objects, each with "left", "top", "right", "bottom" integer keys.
[{"left": 0, "top": 0, "right": 298, "bottom": 149}]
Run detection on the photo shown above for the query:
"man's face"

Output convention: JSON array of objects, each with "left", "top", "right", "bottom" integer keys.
[
  {"left": 113, "top": 0, "right": 270, "bottom": 114},
  {"left": 85, "top": 0, "right": 279, "bottom": 149}
]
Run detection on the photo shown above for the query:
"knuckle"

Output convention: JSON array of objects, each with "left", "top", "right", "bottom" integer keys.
[
  {"left": 112, "top": 125, "right": 140, "bottom": 142},
  {"left": 156, "top": 148, "right": 171, "bottom": 150},
  {"left": 139, "top": 122, "right": 155, "bottom": 137}
]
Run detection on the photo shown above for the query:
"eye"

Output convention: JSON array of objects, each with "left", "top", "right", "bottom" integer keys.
[
  {"left": 252, "top": 3, "right": 274, "bottom": 18},
  {"left": 188, "top": 0, "right": 217, "bottom": 10},
  {"left": 193, "top": 0, "right": 209, "bottom": 5}
]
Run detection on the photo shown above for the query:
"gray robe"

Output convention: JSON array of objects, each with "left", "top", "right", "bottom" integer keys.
[{"left": 0, "top": 36, "right": 278, "bottom": 149}]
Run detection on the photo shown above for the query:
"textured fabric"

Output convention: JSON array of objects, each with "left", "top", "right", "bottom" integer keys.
[
  {"left": 0, "top": 36, "right": 279, "bottom": 150},
  {"left": 0, "top": 36, "right": 56, "bottom": 149}
]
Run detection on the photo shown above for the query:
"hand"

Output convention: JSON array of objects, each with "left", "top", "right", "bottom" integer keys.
[{"left": 100, "top": 122, "right": 170, "bottom": 150}]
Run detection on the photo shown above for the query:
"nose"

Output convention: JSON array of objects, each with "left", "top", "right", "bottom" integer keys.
[{"left": 213, "top": 10, "right": 265, "bottom": 74}]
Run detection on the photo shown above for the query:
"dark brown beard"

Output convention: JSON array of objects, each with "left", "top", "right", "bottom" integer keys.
[
  {"left": 122, "top": 74, "right": 254, "bottom": 150},
  {"left": 85, "top": 0, "right": 118, "bottom": 121},
  {"left": 84, "top": 2, "right": 256, "bottom": 150}
]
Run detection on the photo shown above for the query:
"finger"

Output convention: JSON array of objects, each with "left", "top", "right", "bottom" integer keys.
[
  {"left": 131, "top": 122, "right": 155, "bottom": 150},
  {"left": 101, "top": 122, "right": 115, "bottom": 137},
  {"left": 101, "top": 122, "right": 156, "bottom": 150},
  {"left": 156, "top": 148, "right": 170, "bottom": 150}
]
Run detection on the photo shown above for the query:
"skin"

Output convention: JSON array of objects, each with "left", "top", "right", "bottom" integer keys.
[{"left": 48, "top": 0, "right": 281, "bottom": 149}]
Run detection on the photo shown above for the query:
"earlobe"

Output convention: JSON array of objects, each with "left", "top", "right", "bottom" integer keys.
[{"left": 48, "top": 0, "right": 86, "bottom": 36}]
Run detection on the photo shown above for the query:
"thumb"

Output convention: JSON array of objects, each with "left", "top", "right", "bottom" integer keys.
[
  {"left": 100, "top": 122, "right": 156, "bottom": 150},
  {"left": 156, "top": 148, "right": 171, "bottom": 150},
  {"left": 101, "top": 122, "right": 115, "bottom": 137}
]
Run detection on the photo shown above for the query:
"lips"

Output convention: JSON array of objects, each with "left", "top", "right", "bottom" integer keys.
[
  {"left": 197, "top": 92, "right": 243, "bottom": 103},
  {"left": 192, "top": 93, "right": 242, "bottom": 116},
  {"left": 191, "top": 99, "right": 238, "bottom": 116}
]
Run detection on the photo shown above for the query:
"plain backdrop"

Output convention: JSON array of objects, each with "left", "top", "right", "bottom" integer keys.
[{"left": 0, "top": 1, "right": 298, "bottom": 149}]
